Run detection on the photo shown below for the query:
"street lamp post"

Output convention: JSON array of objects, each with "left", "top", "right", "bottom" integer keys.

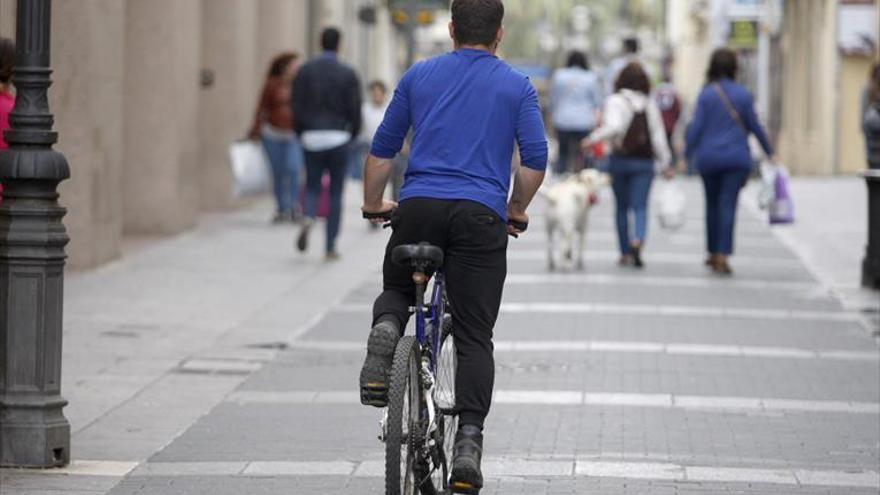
[
  {"left": 863, "top": 171, "right": 880, "bottom": 289},
  {"left": 0, "top": 0, "right": 71, "bottom": 467}
]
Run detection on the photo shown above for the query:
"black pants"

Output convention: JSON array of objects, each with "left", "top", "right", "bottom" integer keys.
[
  {"left": 555, "top": 128, "right": 591, "bottom": 174},
  {"left": 303, "top": 145, "right": 348, "bottom": 253},
  {"left": 372, "top": 198, "right": 508, "bottom": 429}
]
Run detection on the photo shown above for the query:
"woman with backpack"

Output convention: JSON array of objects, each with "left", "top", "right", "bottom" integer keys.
[
  {"left": 685, "top": 48, "right": 774, "bottom": 275},
  {"left": 581, "top": 62, "right": 671, "bottom": 267}
]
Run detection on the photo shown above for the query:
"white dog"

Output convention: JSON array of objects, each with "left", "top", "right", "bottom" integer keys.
[{"left": 541, "top": 169, "right": 608, "bottom": 271}]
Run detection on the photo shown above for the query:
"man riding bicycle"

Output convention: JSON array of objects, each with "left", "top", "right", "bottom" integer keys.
[{"left": 359, "top": 0, "right": 547, "bottom": 492}]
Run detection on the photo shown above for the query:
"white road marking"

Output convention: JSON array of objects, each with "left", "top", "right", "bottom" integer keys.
[
  {"left": 225, "top": 389, "right": 880, "bottom": 415},
  {"left": 121, "top": 459, "right": 880, "bottom": 488},
  {"left": 334, "top": 302, "right": 858, "bottom": 323},
  {"left": 177, "top": 358, "right": 263, "bottom": 374},
  {"left": 507, "top": 249, "right": 801, "bottom": 267},
  {"left": 131, "top": 462, "right": 247, "bottom": 476},
  {"left": 17, "top": 460, "right": 139, "bottom": 477},
  {"left": 683, "top": 465, "right": 796, "bottom": 484},
  {"left": 512, "top": 230, "right": 783, "bottom": 248},
  {"left": 575, "top": 460, "right": 682, "bottom": 480},
  {"left": 504, "top": 272, "right": 818, "bottom": 292},
  {"left": 243, "top": 461, "right": 355, "bottom": 476},
  {"left": 289, "top": 340, "right": 878, "bottom": 362}
]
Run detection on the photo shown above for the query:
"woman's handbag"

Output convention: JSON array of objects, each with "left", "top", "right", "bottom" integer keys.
[
  {"left": 229, "top": 140, "right": 271, "bottom": 197},
  {"left": 768, "top": 164, "right": 795, "bottom": 225}
]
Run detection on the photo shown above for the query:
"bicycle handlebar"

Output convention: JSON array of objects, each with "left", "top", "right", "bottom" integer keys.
[
  {"left": 362, "top": 210, "right": 395, "bottom": 221},
  {"left": 507, "top": 218, "right": 528, "bottom": 232}
]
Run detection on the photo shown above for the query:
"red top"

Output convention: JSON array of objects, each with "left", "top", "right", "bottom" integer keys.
[
  {"left": 0, "top": 90, "right": 13, "bottom": 149},
  {"left": 248, "top": 77, "right": 294, "bottom": 139}
]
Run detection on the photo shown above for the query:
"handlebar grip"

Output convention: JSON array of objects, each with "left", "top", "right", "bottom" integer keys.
[
  {"left": 507, "top": 219, "right": 528, "bottom": 232},
  {"left": 363, "top": 210, "right": 395, "bottom": 221}
]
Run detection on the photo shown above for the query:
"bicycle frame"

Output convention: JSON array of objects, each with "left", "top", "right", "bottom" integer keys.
[{"left": 414, "top": 270, "right": 446, "bottom": 373}]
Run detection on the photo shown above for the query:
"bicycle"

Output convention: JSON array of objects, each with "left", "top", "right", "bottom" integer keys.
[{"left": 363, "top": 210, "right": 527, "bottom": 495}]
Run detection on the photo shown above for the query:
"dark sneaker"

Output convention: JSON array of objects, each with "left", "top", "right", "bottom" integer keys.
[
  {"left": 359, "top": 320, "right": 400, "bottom": 407},
  {"left": 631, "top": 243, "right": 644, "bottom": 268},
  {"left": 450, "top": 425, "right": 483, "bottom": 494},
  {"left": 296, "top": 219, "right": 312, "bottom": 252}
]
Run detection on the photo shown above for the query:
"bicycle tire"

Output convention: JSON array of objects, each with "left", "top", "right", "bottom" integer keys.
[
  {"left": 429, "top": 314, "right": 457, "bottom": 491},
  {"left": 385, "top": 336, "right": 421, "bottom": 495}
]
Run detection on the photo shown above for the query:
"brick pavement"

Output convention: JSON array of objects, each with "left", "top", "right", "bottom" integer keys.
[{"left": 1, "top": 177, "right": 878, "bottom": 494}]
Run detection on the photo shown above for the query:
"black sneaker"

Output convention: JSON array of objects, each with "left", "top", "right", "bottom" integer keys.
[
  {"left": 359, "top": 320, "right": 400, "bottom": 407},
  {"left": 296, "top": 219, "right": 312, "bottom": 252},
  {"left": 450, "top": 425, "right": 483, "bottom": 494},
  {"left": 631, "top": 243, "right": 644, "bottom": 268}
]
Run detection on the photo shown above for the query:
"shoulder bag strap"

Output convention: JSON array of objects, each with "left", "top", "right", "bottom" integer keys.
[{"left": 712, "top": 83, "right": 747, "bottom": 133}]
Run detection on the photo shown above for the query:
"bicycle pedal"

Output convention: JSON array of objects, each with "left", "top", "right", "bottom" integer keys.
[{"left": 450, "top": 481, "right": 479, "bottom": 495}]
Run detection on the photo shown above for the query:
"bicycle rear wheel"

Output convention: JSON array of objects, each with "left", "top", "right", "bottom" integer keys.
[
  {"left": 429, "top": 315, "right": 457, "bottom": 491},
  {"left": 385, "top": 336, "right": 421, "bottom": 495}
]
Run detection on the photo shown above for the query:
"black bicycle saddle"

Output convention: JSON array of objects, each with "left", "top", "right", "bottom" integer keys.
[{"left": 392, "top": 242, "right": 444, "bottom": 270}]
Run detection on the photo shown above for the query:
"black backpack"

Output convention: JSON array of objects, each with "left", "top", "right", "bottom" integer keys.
[{"left": 617, "top": 101, "right": 654, "bottom": 159}]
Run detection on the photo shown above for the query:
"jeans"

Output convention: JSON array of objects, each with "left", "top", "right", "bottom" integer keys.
[
  {"left": 701, "top": 167, "right": 750, "bottom": 255},
  {"left": 372, "top": 198, "right": 508, "bottom": 429},
  {"left": 554, "top": 128, "right": 590, "bottom": 175},
  {"left": 303, "top": 145, "right": 348, "bottom": 253},
  {"left": 261, "top": 133, "right": 304, "bottom": 214},
  {"left": 609, "top": 154, "right": 655, "bottom": 255}
]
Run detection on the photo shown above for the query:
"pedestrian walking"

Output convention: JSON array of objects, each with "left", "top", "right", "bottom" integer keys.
[
  {"left": 0, "top": 37, "right": 15, "bottom": 202},
  {"left": 248, "top": 52, "right": 304, "bottom": 224},
  {"left": 359, "top": 0, "right": 547, "bottom": 490},
  {"left": 685, "top": 48, "right": 775, "bottom": 275},
  {"left": 349, "top": 80, "right": 389, "bottom": 180},
  {"left": 292, "top": 27, "right": 362, "bottom": 260},
  {"left": 582, "top": 62, "right": 671, "bottom": 268},
  {"left": 549, "top": 51, "right": 602, "bottom": 175},
  {"left": 654, "top": 74, "right": 682, "bottom": 171},
  {"left": 604, "top": 37, "right": 640, "bottom": 98}
]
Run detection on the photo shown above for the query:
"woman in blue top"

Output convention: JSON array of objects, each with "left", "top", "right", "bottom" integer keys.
[
  {"left": 549, "top": 51, "right": 603, "bottom": 174},
  {"left": 685, "top": 49, "right": 774, "bottom": 275}
]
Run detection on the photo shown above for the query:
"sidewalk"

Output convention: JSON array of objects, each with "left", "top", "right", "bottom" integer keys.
[{"left": 1, "top": 177, "right": 878, "bottom": 494}]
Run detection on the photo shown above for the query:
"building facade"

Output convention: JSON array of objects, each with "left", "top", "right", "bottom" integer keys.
[
  {"left": 666, "top": 0, "right": 879, "bottom": 175},
  {"left": 0, "top": 0, "right": 400, "bottom": 269}
]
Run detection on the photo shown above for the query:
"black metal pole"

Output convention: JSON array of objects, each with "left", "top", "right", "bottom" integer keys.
[
  {"left": 862, "top": 169, "right": 880, "bottom": 289},
  {"left": 0, "top": 0, "right": 71, "bottom": 467}
]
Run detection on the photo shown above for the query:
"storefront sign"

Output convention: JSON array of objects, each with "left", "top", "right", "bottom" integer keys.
[
  {"left": 728, "top": 20, "right": 759, "bottom": 49},
  {"left": 839, "top": 0, "right": 878, "bottom": 56}
]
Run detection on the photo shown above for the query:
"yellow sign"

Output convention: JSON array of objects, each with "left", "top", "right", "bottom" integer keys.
[
  {"left": 728, "top": 20, "right": 758, "bottom": 49},
  {"left": 415, "top": 10, "right": 435, "bottom": 25},
  {"left": 392, "top": 8, "right": 436, "bottom": 26}
]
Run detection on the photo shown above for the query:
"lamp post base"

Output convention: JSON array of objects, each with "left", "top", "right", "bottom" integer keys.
[{"left": 0, "top": 396, "right": 70, "bottom": 467}]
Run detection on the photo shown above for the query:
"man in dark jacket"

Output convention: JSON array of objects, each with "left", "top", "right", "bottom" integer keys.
[{"left": 292, "top": 27, "right": 362, "bottom": 260}]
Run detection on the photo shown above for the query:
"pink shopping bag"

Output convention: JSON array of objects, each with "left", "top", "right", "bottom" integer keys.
[{"left": 300, "top": 173, "right": 331, "bottom": 218}]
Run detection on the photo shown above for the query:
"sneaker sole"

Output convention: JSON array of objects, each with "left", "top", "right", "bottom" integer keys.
[
  {"left": 359, "top": 324, "right": 399, "bottom": 407},
  {"left": 450, "top": 461, "right": 482, "bottom": 495}
]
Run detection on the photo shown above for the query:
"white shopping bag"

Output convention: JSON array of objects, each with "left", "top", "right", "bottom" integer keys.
[
  {"left": 757, "top": 161, "right": 777, "bottom": 210},
  {"left": 655, "top": 179, "right": 686, "bottom": 230},
  {"left": 229, "top": 140, "right": 270, "bottom": 197}
]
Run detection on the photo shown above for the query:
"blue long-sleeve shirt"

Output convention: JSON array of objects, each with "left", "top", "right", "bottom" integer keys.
[
  {"left": 371, "top": 48, "right": 548, "bottom": 220},
  {"left": 685, "top": 79, "right": 773, "bottom": 172}
]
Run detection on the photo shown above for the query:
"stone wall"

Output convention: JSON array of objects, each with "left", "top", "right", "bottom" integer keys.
[{"left": 0, "top": 0, "right": 392, "bottom": 269}]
